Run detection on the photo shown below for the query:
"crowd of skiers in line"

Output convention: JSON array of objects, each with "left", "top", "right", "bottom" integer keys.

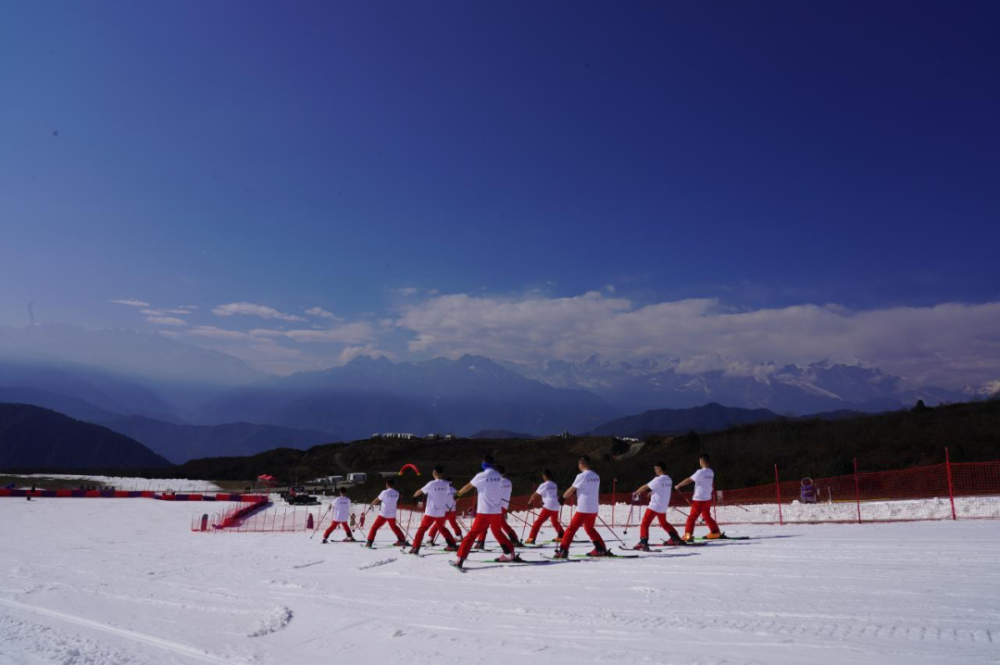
[{"left": 321, "top": 453, "right": 723, "bottom": 569}]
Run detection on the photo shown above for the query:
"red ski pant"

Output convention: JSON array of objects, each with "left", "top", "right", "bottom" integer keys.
[
  {"left": 323, "top": 521, "right": 352, "bottom": 539},
  {"left": 559, "top": 511, "right": 605, "bottom": 551},
  {"left": 528, "top": 508, "right": 564, "bottom": 541},
  {"left": 411, "top": 515, "right": 457, "bottom": 549},
  {"left": 367, "top": 515, "right": 407, "bottom": 542},
  {"left": 639, "top": 509, "right": 679, "bottom": 540},
  {"left": 428, "top": 511, "right": 462, "bottom": 539},
  {"left": 684, "top": 500, "right": 720, "bottom": 534},
  {"left": 476, "top": 508, "right": 519, "bottom": 545},
  {"left": 458, "top": 513, "right": 514, "bottom": 559}
]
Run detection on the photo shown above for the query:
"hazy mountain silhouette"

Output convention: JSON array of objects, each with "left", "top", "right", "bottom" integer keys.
[
  {"left": 196, "top": 355, "right": 615, "bottom": 439},
  {"left": 0, "top": 403, "right": 170, "bottom": 469},
  {"left": 591, "top": 402, "right": 781, "bottom": 437},
  {"left": 99, "top": 415, "right": 336, "bottom": 464}
]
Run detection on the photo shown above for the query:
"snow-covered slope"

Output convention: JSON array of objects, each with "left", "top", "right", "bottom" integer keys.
[{"left": 1, "top": 498, "right": 997, "bottom": 664}]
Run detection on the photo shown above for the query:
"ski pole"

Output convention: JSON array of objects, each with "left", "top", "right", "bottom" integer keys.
[
  {"left": 678, "top": 493, "right": 705, "bottom": 525},
  {"left": 309, "top": 503, "right": 333, "bottom": 540},
  {"left": 502, "top": 506, "right": 533, "bottom": 528},
  {"left": 595, "top": 513, "right": 628, "bottom": 547},
  {"left": 622, "top": 495, "right": 636, "bottom": 535},
  {"left": 520, "top": 502, "right": 535, "bottom": 541}
]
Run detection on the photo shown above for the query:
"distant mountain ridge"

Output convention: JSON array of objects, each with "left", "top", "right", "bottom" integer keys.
[
  {"left": 98, "top": 416, "right": 336, "bottom": 464},
  {"left": 504, "top": 355, "right": 968, "bottom": 415},
  {"left": 0, "top": 387, "right": 335, "bottom": 463},
  {"left": 0, "top": 403, "right": 170, "bottom": 469},
  {"left": 0, "top": 323, "right": 983, "bottom": 449},
  {"left": 590, "top": 402, "right": 781, "bottom": 437},
  {"left": 196, "top": 354, "right": 616, "bottom": 440}
]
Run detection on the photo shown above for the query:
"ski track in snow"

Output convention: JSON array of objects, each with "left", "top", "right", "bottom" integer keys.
[{"left": 1, "top": 498, "right": 999, "bottom": 664}]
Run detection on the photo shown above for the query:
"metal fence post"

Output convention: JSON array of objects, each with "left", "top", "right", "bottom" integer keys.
[
  {"left": 612, "top": 478, "right": 617, "bottom": 527},
  {"left": 945, "top": 447, "right": 957, "bottom": 521},
  {"left": 774, "top": 464, "right": 784, "bottom": 526},
  {"left": 853, "top": 457, "right": 862, "bottom": 524}
]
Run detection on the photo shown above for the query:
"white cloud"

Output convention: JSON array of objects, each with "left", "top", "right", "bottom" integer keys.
[
  {"left": 162, "top": 308, "right": 191, "bottom": 315},
  {"left": 284, "top": 322, "right": 375, "bottom": 344},
  {"left": 180, "top": 305, "right": 199, "bottom": 310},
  {"left": 111, "top": 299, "right": 150, "bottom": 307},
  {"left": 305, "top": 306, "right": 340, "bottom": 321},
  {"left": 140, "top": 309, "right": 164, "bottom": 316},
  {"left": 146, "top": 316, "right": 187, "bottom": 327},
  {"left": 394, "top": 292, "right": 1000, "bottom": 388},
  {"left": 212, "top": 302, "right": 305, "bottom": 322},
  {"left": 185, "top": 325, "right": 252, "bottom": 341},
  {"left": 336, "top": 344, "right": 396, "bottom": 365},
  {"left": 394, "top": 287, "right": 419, "bottom": 297}
]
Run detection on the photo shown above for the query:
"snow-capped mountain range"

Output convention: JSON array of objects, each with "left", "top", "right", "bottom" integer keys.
[{"left": 500, "top": 355, "right": 971, "bottom": 416}]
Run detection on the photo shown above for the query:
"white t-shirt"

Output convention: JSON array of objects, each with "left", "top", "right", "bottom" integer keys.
[
  {"left": 331, "top": 496, "right": 351, "bottom": 522},
  {"left": 647, "top": 474, "right": 673, "bottom": 513},
  {"left": 500, "top": 477, "right": 513, "bottom": 508},
  {"left": 445, "top": 485, "right": 457, "bottom": 512},
  {"left": 420, "top": 479, "right": 452, "bottom": 518},
  {"left": 536, "top": 480, "right": 560, "bottom": 512},
  {"left": 572, "top": 470, "right": 601, "bottom": 514},
  {"left": 470, "top": 468, "right": 504, "bottom": 515},
  {"left": 378, "top": 488, "right": 400, "bottom": 518},
  {"left": 691, "top": 468, "right": 715, "bottom": 502}
]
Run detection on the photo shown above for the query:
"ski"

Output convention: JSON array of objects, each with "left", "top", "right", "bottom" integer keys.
[
  {"left": 696, "top": 534, "right": 750, "bottom": 541},
  {"left": 400, "top": 548, "right": 450, "bottom": 557},
  {"left": 660, "top": 541, "right": 707, "bottom": 547},
  {"left": 489, "top": 557, "right": 547, "bottom": 566},
  {"left": 455, "top": 557, "right": 569, "bottom": 571},
  {"left": 449, "top": 561, "right": 468, "bottom": 574},
  {"left": 546, "top": 552, "right": 640, "bottom": 560}
]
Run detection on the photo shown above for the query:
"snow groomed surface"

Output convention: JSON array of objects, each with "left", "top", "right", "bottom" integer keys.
[{"left": 2, "top": 497, "right": 998, "bottom": 665}]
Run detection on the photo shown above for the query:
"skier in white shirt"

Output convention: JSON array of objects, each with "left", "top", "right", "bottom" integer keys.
[
  {"left": 427, "top": 476, "right": 463, "bottom": 546},
  {"left": 525, "top": 469, "right": 565, "bottom": 544},
  {"left": 451, "top": 454, "right": 519, "bottom": 569},
  {"left": 553, "top": 456, "right": 609, "bottom": 558},
  {"left": 475, "top": 464, "right": 521, "bottom": 549},
  {"left": 365, "top": 478, "right": 410, "bottom": 548},
  {"left": 321, "top": 488, "right": 357, "bottom": 543},
  {"left": 408, "top": 465, "right": 459, "bottom": 554},
  {"left": 675, "top": 453, "right": 722, "bottom": 541},
  {"left": 630, "top": 462, "right": 683, "bottom": 550}
]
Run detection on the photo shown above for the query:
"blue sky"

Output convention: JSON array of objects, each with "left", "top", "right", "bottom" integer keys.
[{"left": 1, "top": 2, "right": 998, "bottom": 382}]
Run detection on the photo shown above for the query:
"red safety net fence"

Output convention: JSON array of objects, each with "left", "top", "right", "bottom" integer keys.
[
  {"left": 601, "top": 451, "right": 1000, "bottom": 527},
  {"left": 194, "top": 450, "right": 1000, "bottom": 534},
  {"left": 191, "top": 496, "right": 272, "bottom": 532}
]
